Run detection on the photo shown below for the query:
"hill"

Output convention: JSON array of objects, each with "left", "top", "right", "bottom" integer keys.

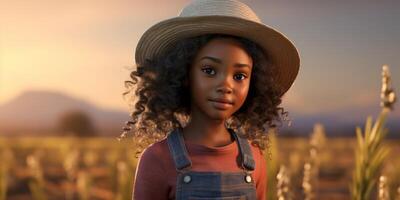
[{"left": 0, "top": 90, "right": 130, "bottom": 136}]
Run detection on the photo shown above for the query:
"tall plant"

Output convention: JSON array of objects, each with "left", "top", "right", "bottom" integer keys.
[
  {"left": 351, "top": 65, "right": 396, "bottom": 200},
  {"left": 0, "top": 149, "right": 13, "bottom": 200},
  {"left": 27, "top": 154, "right": 48, "bottom": 200},
  {"left": 266, "top": 128, "right": 279, "bottom": 200}
]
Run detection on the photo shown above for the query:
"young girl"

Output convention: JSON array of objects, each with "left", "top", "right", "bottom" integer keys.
[{"left": 121, "top": 0, "right": 300, "bottom": 199}]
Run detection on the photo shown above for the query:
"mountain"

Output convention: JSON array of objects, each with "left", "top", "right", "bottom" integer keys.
[{"left": 0, "top": 90, "right": 130, "bottom": 136}]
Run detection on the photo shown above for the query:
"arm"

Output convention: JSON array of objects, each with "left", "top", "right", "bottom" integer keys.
[
  {"left": 132, "top": 146, "right": 169, "bottom": 200},
  {"left": 256, "top": 149, "right": 267, "bottom": 200}
]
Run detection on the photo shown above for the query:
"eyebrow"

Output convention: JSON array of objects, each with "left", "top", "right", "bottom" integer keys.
[{"left": 200, "top": 56, "right": 251, "bottom": 68}]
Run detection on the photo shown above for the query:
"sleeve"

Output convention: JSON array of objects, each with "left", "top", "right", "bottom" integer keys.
[
  {"left": 256, "top": 149, "right": 267, "bottom": 200},
  {"left": 132, "top": 145, "right": 169, "bottom": 200}
]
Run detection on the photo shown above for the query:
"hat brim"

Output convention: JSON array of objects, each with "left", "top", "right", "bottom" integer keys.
[{"left": 135, "top": 15, "right": 300, "bottom": 97}]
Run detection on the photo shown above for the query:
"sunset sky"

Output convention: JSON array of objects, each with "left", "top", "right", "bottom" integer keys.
[{"left": 1, "top": 0, "right": 399, "bottom": 116}]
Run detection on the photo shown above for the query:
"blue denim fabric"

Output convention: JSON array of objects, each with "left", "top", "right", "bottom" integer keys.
[{"left": 167, "top": 128, "right": 257, "bottom": 200}]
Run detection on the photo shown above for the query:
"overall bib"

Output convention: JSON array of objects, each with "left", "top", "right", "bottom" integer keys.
[{"left": 166, "top": 128, "right": 257, "bottom": 200}]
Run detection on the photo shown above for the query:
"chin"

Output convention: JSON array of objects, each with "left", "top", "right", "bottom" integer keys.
[{"left": 207, "top": 110, "right": 232, "bottom": 121}]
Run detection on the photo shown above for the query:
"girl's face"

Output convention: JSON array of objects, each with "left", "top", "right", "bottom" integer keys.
[{"left": 188, "top": 37, "right": 253, "bottom": 121}]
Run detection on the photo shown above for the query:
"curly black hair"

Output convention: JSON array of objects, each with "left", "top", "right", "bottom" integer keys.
[{"left": 120, "top": 33, "right": 290, "bottom": 157}]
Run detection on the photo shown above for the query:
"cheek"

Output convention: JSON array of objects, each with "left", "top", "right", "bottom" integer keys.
[
  {"left": 236, "top": 83, "right": 250, "bottom": 105},
  {"left": 189, "top": 70, "right": 209, "bottom": 98}
]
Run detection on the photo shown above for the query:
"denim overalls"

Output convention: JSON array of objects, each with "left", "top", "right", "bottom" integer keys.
[{"left": 166, "top": 127, "right": 257, "bottom": 200}]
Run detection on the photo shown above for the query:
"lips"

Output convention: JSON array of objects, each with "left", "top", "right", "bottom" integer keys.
[
  {"left": 209, "top": 98, "right": 233, "bottom": 110},
  {"left": 209, "top": 98, "right": 233, "bottom": 104}
]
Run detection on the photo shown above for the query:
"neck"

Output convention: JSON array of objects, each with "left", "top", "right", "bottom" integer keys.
[{"left": 182, "top": 107, "right": 233, "bottom": 147}]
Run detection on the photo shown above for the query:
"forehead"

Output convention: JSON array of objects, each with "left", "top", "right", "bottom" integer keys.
[{"left": 194, "top": 38, "right": 253, "bottom": 65}]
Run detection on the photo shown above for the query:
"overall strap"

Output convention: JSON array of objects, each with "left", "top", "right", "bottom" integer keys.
[
  {"left": 166, "top": 128, "right": 192, "bottom": 171},
  {"left": 229, "top": 129, "right": 255, "bottom": 171}
]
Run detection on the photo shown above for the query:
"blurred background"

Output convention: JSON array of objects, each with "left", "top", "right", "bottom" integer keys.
[{"left": 0, "top": 0, "right": 399, "bottom": 199}]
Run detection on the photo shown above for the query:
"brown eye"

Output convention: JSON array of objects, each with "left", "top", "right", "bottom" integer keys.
[
  {"left": 201, "top": 66, "right": 216, "bottom": 75},
  {"left": 234, "top": 73, "right": 247, "bottom": 81}
]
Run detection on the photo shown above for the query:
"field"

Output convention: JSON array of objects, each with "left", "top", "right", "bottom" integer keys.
[
  {"left": 1, "top": 134, "right": 399, "bottom": 200},
  {"left": 274, "top": 136, "right": 400, "bottom": 200},
  {"left": 0, "top": 137, "right": 137, "bottom": 200}
]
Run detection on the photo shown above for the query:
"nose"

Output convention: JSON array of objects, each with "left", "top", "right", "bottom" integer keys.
[
  {"left": 217, "top": 86, "right": 232, "bottom": 94},
  {"left": 216, "top": 74, "right": 233, "bottom": 94}
]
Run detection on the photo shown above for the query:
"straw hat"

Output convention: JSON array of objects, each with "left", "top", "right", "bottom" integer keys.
[{"left": 135, "top": 0, "right": 300, "bottom": 97}]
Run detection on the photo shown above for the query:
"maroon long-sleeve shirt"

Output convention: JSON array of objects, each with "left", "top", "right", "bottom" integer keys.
[{"left": 133, "top": 137, "right": 267, "bottom": 200}]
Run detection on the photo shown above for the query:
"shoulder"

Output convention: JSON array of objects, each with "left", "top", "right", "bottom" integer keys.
[
  {"left": 248, "top": 140, "right": 267, "bottom": 172},
  {"left": 133, "top": 138, "right": 173, "bottom": 199},
  {"left": 248, "top": 141, "right": 265, "bottom": 160},
  {"left": 136, "top": 137, "right": 176, "bottom": 174},
  {"left": 139, "top": 138, "right": 171, "bottom": 164}
]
